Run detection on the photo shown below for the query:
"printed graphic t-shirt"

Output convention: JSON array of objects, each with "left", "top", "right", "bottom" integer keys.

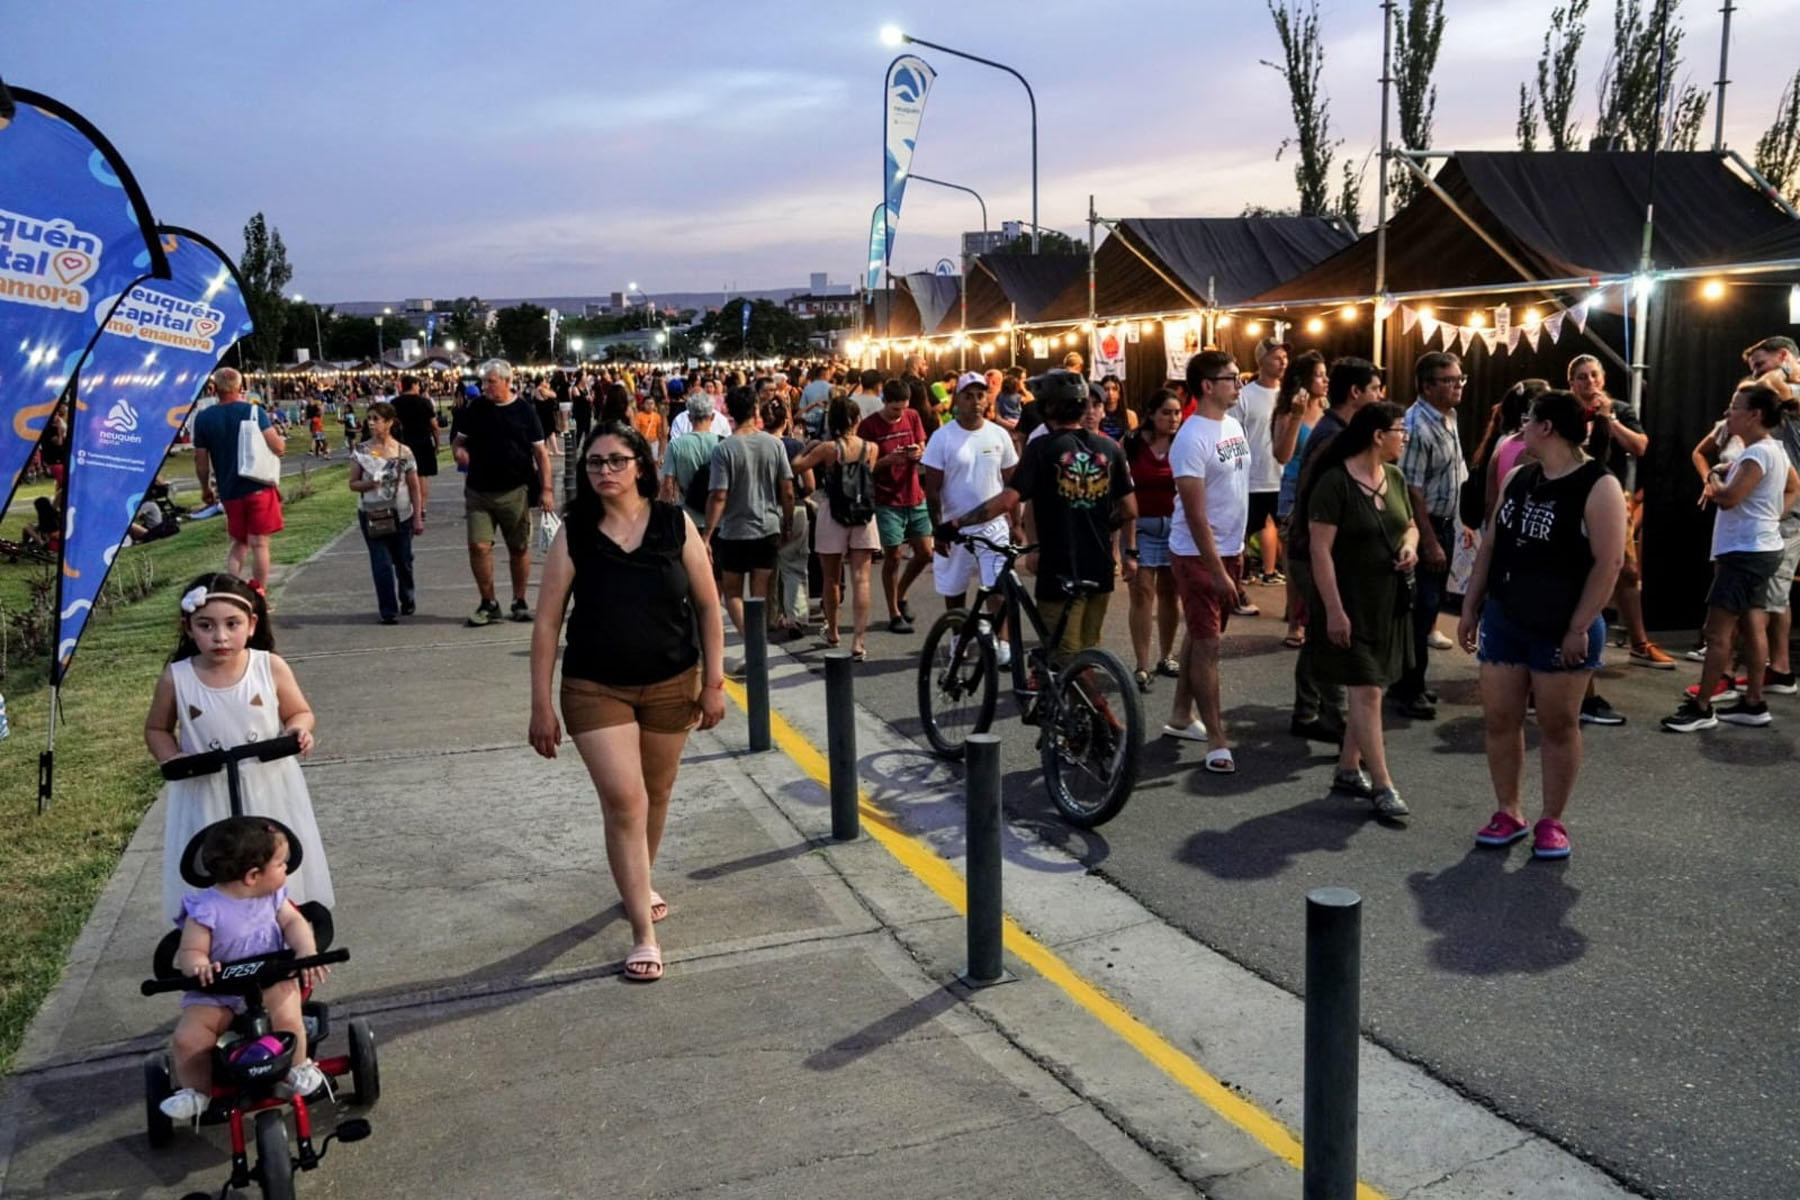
[
  {"left": 1011, "top": 428, "right": 1134, "bottom": 599},
  {"left": 1168, "top": 413, "right": 1251, "bottom": 558}
]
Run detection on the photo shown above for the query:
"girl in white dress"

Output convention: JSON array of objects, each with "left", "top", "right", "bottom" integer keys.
[{"left": 143, "top": 574, "right": 331, "bottom": 924}]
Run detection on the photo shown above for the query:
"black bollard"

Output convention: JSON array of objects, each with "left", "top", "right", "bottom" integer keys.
[
  {"left": 1304, "top": 887, "right": 1362, "bottom": 1200},
  {"left": 743, "top": 597, "right": 771, "bottom": 753},
  {"left": 823, "top": 650, "right": 859, "bottom": 841},
  {"left": 960, "top": 734, "right": 1009, "bottom": 987}
]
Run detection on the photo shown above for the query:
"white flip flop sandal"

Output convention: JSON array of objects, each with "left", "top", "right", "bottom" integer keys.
[
  {"left": 1161, "top": 720, "right": 1209, "bottom": 742},
  {"left": 1204, "top": 748, "right": 1237, "bottom": 774}
]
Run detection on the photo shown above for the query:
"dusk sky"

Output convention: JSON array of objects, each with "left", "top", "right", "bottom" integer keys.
[{"left": 12, "top": 0, "right": 1798, "bottom": 304}]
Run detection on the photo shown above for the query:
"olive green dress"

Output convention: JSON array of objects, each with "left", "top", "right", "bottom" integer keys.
[{"left": 1305, "top": 463, "right": 1416, "bottom": 687}]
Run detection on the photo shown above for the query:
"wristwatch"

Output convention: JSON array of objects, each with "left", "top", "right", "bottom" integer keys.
[{"left": 1123, "top": 548, "right": 1140, "bottom": 560}]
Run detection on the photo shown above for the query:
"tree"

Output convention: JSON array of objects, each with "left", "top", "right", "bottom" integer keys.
[
  {"left": 238, "top": 213, "right": 292, "bottom": 369},
  {"left": 693, "top": 298, "right": 811, "bottom": 357},
  {"left": 1754, "top": 69, "right": 1800, "bottom": 205},
  {"left": 1264, "top": 0, "right": 1336, "bottom": 217},
  {"left": 1518, "top": 0, "right": 1589, "bottom": 150},
  {"left": 1390, "top": 0, "right": 1446, "bottom": 206},
  {"left": 990, "top": 228, "right": 1085, "bottom": 256},
  {"left": 494, "top": 303, "right": 550, "bottom": 362},
  {"left": 1593, "top": 0, "right": 1707, "bottom": 151},
  {"left": 442, "top": 297, "right": 493, "bottom": 360}
]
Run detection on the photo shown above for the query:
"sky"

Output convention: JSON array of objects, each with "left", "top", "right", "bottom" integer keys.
[{"left": 10, "top": 0, "right": 1798, "bottom": 304}]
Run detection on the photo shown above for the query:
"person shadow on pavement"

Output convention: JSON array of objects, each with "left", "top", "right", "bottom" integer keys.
[
  {"left": 1407, "top": 850, "right": 1588, "bottom": 975},
  {"left": 1178, "top": 793, "right": 1371, "bottom": 881}
]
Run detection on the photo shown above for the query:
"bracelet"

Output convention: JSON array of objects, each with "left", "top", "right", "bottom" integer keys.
[{"left": 703, "top": 682, "right": 725, "bottom": 691}]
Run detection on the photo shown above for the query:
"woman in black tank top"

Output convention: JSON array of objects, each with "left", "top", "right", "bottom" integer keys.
[
  {"left": 528, "top": 422, "right": 726, "bottom": 983},
  {"left": 1457, "top": 391, "right": 1627, "bottom": 861}
]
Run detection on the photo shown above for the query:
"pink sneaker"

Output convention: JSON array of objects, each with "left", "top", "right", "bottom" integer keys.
[
  {"left": 1474, "top": 810, "right": 1530, "bottom": 847},
  {"left": 1532, "top": 818, "right": 1571, "bottom": 860}
]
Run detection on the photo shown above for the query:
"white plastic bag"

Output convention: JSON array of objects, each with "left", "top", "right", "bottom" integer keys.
[
  {"left": 533, "top": 508, "right": 561, "bottom": 555},
  {"left": 237, "top": 413, "right": 281, "bottom": 486}
]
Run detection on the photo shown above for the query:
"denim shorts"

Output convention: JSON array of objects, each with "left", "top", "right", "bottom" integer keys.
[
  {"left": 1135, "top": 516, "right": 1172, "bottom": 568},
  {"left": 1476, "top": 598, "right": 1604, "bottom": 673}
]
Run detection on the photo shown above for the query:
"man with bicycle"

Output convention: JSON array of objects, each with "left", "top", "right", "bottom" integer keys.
[
  {"left": 924, "top": 373, "right": 1020, "bottom": 663},
  {"left": 947, "top": 370, "right": 1136, "bottom": 666}
]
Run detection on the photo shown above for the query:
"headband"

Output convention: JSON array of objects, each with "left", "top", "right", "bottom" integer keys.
[{"left": 181, "top": 585, "right": 256, "bottom": 616}]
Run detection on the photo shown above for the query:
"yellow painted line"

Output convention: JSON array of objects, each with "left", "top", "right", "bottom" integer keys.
[{"left": 720, "top": 676, "right": 1388, "bottom": 1200}]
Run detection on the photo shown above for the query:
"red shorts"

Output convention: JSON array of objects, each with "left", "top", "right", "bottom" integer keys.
[
  {"left": 224, "top": 488, "right": 285, "bottom": 540},
  {"left": 1172, "top": 552, "right": 1243, "bottom": 641}
]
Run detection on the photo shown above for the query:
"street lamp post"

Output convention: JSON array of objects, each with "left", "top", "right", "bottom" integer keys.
[
  {"left": 570, "top": 337, "right": 584, "bottom": 364},
  {"left": 375, "top": 306, "right": 390, "bottom": 364},
  {"left": 292, "top": 293, "right": 325, "bottom": 364},
  {"left": 881, "top": 26, "right": 1037, "bottom": 254},
  {"left": 909, "top": 174, "right": 986, "bottom": 369}
]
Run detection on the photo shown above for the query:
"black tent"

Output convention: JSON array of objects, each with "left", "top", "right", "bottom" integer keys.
[
  {"left": 965, "top": 254, "right": 1089, "bottom": 329},
  {"left": 1252, "top": 151, "right": 1800, "bottom": 628}
]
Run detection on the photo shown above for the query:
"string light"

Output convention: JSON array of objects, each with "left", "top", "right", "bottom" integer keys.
[
  {"left": 1701, "top": 279, "right": 1725, "bottom": 301},
  {"left": 1521, "top": 308, "right": 1541, "bottom": 328},
  {"left": 1467, "top": 311, "right": 1486, "bottom": 328},
  {"left": 1217, "top": 315, "right": 1233, "bottom": 329},
  {"left": 1417, "top": 306, "right": 1434, "bottom": 322},
  {"left": 1079, "top": 320, "right": 1094, "bottom": 333},
  {"left": 1339, "top": 305, "right": 1358, "bottom": 321},
  {"left": 1245, "top": 321, "right": 1262, "bottom": 336},
  {"left": 1305, "top": 317, "right": 1325, "bottom": 334}
]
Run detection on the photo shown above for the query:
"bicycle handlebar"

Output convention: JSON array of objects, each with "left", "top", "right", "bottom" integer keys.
[
  {"left": 160, "top": 732, "right": 304, "bottom": 782},
  {"left": 140, "top": 947, "right": 349, "bottom": 996},
  {"left": 945, "top": 527, "right": 1035, "bottom": 560}
]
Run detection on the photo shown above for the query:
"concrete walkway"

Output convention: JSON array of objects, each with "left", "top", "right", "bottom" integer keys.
[{"left": 0, "top": 496, "right": 1638, "bottom": 1198}]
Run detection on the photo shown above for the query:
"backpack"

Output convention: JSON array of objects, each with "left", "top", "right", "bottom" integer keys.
[{"left": 827, "top": 438, "right": 877, "bottom": 527}]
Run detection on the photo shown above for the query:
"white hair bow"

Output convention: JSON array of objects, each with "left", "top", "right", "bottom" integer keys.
[{"left": 180, "top": 585, "right": 210, "bottom": 615}]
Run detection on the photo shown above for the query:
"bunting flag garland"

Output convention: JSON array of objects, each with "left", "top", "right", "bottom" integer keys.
[
  {"left": 1478, "top": 328, "right": 1499, "bottom": 354},
  {"left": 1544, "top": 311, "right": 1565, "bottom": 342},
  {"left": 1570, "top": 301, "right": 1589, "bottom": 333},
  {"left": 1522, "top": 322, "right": 1542, "bottom": 352},
  {"left": 1506, "top": 326, "right": 1523, "bottom": 353},
  {"left": 1401, "top": 305, "right": 1420, "bottom": 336},
  {"left": 1418, "top": 312, "right": 1439, "bottom": 343},
  {"left": 1391, "top": 300, "right": 1596, "bottom": 358}
]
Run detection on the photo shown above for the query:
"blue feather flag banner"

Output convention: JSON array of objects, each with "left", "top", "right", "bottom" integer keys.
[{"left": 882, "top": 55, "right": 936, "bottom": 270}]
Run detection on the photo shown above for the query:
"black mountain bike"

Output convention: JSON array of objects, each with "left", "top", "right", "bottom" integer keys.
[{"left": 916, "top": 530, "right": 1143, "bottom": 827}]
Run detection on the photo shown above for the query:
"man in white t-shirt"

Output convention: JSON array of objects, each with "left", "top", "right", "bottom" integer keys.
[
  {"left": 1228, "top": 336, "right": 1288, "bottom": 600},
  {"left": 1165, "top": 350, "right": 1251, "bottom": 770},
  {"left": 923, "top": 373, "right": 1019, "bottom": 657}
]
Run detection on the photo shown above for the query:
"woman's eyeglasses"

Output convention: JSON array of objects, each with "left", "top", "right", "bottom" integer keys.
[{"left": 584, "top": 454, "right": 636, "bottom": 474}]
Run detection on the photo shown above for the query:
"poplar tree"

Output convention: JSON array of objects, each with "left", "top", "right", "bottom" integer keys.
[
  {"left": 1264, "top": 0, "right": 1335, "bottom": 218},
  {"left": 239, "top": 213, "right": 292, "bottom": 370},
  {"left": 1593, "top": 0, "right": 1707, "bottom": 151},
  {"left": 1755, "top": 70, "right": 1800, "bottom": 205},
  {"left": 1390, "top": 0, "right": 1445, "bottom": 205},
  {"left": 1517, "top": 0, "right": 1589, "bottom": 150}
]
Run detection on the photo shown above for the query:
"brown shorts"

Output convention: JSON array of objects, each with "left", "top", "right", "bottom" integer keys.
[
  {"left": 1172, "top": 552, "right": 1244, "bottom": 641},
  {"left": 560, "top": 666, "right": 701, "bottom": 735}
]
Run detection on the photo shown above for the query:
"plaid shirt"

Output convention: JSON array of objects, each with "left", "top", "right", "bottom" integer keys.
[{"left": 1400, "top": 400, "right": 1466, "bottom": 522}]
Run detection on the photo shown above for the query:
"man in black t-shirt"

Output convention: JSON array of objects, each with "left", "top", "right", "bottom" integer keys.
[
  {"left": 451, "top": 359, "right": 552, "bottom": 626},
  {"left": 952, "top": 371, "right": 1136, "bottom": 665},
  {"left": 391, "top": 376, "right": 441, "bottom": 516}
]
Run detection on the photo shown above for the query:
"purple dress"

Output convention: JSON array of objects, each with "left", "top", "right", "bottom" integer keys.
[{"left": 177, "top": 885, "right": 291, "bottom": 1011}]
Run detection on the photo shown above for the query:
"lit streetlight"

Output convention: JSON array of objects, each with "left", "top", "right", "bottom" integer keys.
[
  {"left": 879, "top": 26, "right": 1038, "bottom": 254},
  {"left": 291, "top": 293, "right": 325, "bottom": 364},
  {"left": 375, "top": 305, "right": 391, "bottom": 362},
  {"left": 570, "top": 336, "right": 584, "bottom": 363},
  {"left": 701, "top": 340, "right": 715, "bottom": 358}
]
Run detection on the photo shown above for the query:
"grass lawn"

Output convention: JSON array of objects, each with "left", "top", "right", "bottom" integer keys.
[{"left": 0, "top": 466, "right": 358, "bottom": 1075}]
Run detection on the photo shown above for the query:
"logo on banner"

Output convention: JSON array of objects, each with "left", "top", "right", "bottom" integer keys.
[
  {"left": 102, "top": 398, "right": 139, "bottom": 434},
  {"left": 98, "top": 283, "right": 229, "bottom": 353},
  {"left": 0, "top": 207, "right": 104, "bottom": 312}
]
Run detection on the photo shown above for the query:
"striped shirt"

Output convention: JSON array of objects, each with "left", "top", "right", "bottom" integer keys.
[{"left": 1400, "top": 400, "right": 1466, "bottom": 522}]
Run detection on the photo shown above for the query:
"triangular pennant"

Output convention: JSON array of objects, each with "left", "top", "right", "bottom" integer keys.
[
  {"left": 1401, "top": 304, "right": 1420, "bottom": 336},
  {"left": 1506, "top": 327, "right": 1523, "bottom": 353},
  {"left": 1570, "top": 301, "right": 1589, "bottom": 333},
  {"left": 1419, "top": 315, "right": 1439, "bottom": 344},
  {"left": 1544, "top": 312, "right": 1565, "bottom": 342},
  {"left": 1523, "top": 323, "right": 1542, "bottom": 352},
  {"left": 1455, "top": 326, "right": 1472, "bottom": 354},
  {"left": 1479, "top": 328, "right": 1499, "bottom": 354}
]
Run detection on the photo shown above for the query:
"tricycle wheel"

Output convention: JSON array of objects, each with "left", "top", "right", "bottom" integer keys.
[
  {"left": 255, "top": 1109, "right": 294, "bottom": 1200},
  {"left": 143, "top": 1051, "right": 174, "bottom": 1149},
  {"left": 348, "top": 1019, "right": 380, "bottom": 1108}
]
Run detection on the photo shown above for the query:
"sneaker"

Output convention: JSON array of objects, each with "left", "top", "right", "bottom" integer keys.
[
  {"left": 1390, "top": 693, "right": 1437, "bottom": 720},
  {"left": 1683, "top": 677, "right": 1739, "bottom": 703},
  {"left": 1233, "top": 601, "right": 1262, "bottom": 617},
  {"left": 1734, "top": 669, "right": 1798, "bottom": 696},
  {"left": 994, "top": 639, "right": 1012, "bottom": 668},
  {"left": 724, "top": 657, "right": 746, "bottom": 680},
  {"left": 1580, "top": 694, "right": 1627, "bottom": 725},
  {"left": 509, "top": 598, "right": 532, "bottom": 622},
  {"left": 159, "top": 1087, "right": 209, "bottom": 1122},
  {"left": 888, "top": 615, "right": 914, "bottom": 634},
  {"left": 1155, "top": 656, "right": 1181, "bottom": 678},
  {"left": 1331, "top": 767, "right": 1374, "bottom": 797},
  {"left": 1475, "top": 810, "right": 1531, "bottom": 846},
  {"left": 1531, "top": 818, "right": 1572, "bottom": 860},
  {"left": 1426, "top": 629, "right": 1454, "bottom": 650},
  {"left": 1630, "top": 641, "right": 1676, "bottom": 669},
  {"left": 279, "top": 1059, "right": 327, "bottom": 1099},
  {"left": 1259, "top": 570, "right": 1286, "bottom": 585},
  {"left": 466, "top": 598, "right": 501, "bottom": 627},
  {"left": 1370, "top": 786, "right": 1410, "bottom": 819},
  {"left": 399, "top": 601, "right": 416, "bottom": 616},
  {"left": 1718, "top": 697, "right": 1773, "bottom": 726},
  {"left": 1660, "top": 697, "right": 1718, "bottom": 732},
  {"left": 1682, "top": 643, "right": 1708, "bottom": 663}
]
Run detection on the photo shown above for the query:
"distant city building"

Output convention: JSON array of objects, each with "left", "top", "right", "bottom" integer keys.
[
  {"left": 403, "top": 298, "right": 435, "bottom": 314},
  {"left": 784, "top": 293, "right": 857, "bottom": 319},
  {"left": 810, "top": 272, "right": 830, "bottom": 292}
]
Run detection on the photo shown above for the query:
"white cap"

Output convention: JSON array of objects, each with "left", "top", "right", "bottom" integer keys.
[{"left": 955, "top": 371, "right": 988, "bottom": 393}]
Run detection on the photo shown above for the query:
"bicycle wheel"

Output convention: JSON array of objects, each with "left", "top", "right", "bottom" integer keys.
[
  {"left": 1041, "top": 648, "right": 1143, "bottom": 826},
  {"left": 917, "top": 609, "right": 998, "bottom": 760}
]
